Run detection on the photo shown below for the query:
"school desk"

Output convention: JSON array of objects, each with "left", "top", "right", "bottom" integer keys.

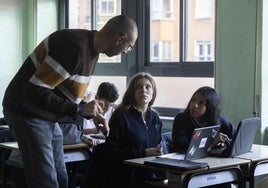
[
  {"left": 235, "top": 144, "right": 268, "bottom": 188},
  {"left": 0, "top": 141, "right": 91, "bottom": 186},
  {"left": 124, "top": 154, "right": 250, "bottom": 187}
]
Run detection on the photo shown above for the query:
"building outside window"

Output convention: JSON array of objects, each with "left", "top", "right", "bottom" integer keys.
[{"left": 195, "top": 41, "right": 211, "bottom": 61}]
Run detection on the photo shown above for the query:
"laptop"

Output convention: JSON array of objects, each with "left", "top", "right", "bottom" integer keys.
[
  {"left": 209, "top": 117, "right": 261, "bottom": 157},
  {"left": 159, "top": 125, "right": 220, "bottom": 160},
  {"left": 228, "top": 117, "right": 260, "bottom": 157},
  {"left": 143, "top": 125, "right": 219, "bottom": 171}
]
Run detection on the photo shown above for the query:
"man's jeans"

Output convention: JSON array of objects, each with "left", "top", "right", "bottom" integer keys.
[{"left": 4, "top": 112, "right": 68, "bottom": 188}]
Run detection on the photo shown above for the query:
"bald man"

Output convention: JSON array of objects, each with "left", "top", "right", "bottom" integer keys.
[{"left": 2, "top": 15, "right": 138, "bottom": 188}]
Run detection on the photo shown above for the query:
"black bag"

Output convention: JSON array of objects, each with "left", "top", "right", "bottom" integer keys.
[{"left": 58, "top": 116, "right": 84, "bottom": 145}]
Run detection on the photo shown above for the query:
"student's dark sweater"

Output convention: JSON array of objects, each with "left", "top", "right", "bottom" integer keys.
[
  {"left": 105, "top": 106, "right": 163, "bottom": 185},
  {"left": 2, "top": 29, "right": 99, "bottom": 122}
]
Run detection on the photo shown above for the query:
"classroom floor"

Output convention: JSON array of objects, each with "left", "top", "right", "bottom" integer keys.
[{"left": 0, "top": 163, "right": 86, "bottom": 188}]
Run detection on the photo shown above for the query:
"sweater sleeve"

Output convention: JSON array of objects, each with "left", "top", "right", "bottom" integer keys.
[{"left": 219, "top": 116, "right": 237, "bottom": 142}]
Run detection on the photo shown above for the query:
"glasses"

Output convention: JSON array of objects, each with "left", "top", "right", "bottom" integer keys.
[{"left": 120, "top": 32, "right": 134, "bottom": 52}]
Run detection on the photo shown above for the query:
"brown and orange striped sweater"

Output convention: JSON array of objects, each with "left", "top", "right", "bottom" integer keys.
[{"left": 2, "top": 29, "right": 99, "bottom": 122}]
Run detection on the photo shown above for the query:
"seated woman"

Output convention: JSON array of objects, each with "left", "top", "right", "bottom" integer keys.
[
  {"left": 86, "top": 72, "right": 164, "bottom": 188},
  {"left": 172, "top": 86, "right": 236, "bottom": 188}
]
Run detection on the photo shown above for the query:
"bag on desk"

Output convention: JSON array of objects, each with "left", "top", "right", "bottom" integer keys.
[
  {"left": 144, "top": 157, "right": 208, "bottom": 171},
  {"left": 58, "top": 116, "right": 84, "bottom": 145}
]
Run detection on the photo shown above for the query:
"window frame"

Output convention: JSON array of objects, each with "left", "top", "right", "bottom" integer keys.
[
  {"left": 61, "top": 0, "right": 214, "bottom": 78},
  {"left": 142, "top": 0, "right": 214, "bottom": 77}
]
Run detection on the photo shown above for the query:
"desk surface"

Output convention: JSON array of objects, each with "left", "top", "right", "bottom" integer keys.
[
  {"left": 0, "top": 141, "right": 89, "bottom": 150},
  {"left": 0, "top": 125, "right": 9, "bottom": 130},
  {"left": 0, "top": 141, "right": 91, "bottom": 163},
  {"left": 235, "top": 144, "right": 268, "bottom": 162}
]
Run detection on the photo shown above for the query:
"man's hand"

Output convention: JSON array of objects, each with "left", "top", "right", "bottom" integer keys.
[
  {"left": 82, "top": 100, "right": 104, "bottom": 117},
  {"left": 93, "top": 113, "right": 109, "bottom": 136}
]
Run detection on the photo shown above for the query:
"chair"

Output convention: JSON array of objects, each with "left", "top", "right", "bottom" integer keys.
[
  {"left": 0, "top": 117, "right": 16, "bottom": 187},
  {"left": 140, "top": 131, "right": 172, "bottom": 188},
  {"left": 160, "top": 131, "right": 174, "bottom": 154},
  {"left": 0, "top": 117, "right": 6, "bottom": 125}
]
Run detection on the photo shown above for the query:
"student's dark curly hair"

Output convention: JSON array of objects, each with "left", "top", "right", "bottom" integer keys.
[
  {"left": 185, "top": 86, "right": 221, "bottom": 125},
  {"left": 96, "top": 82, "right": 119, "bottom": 103}
]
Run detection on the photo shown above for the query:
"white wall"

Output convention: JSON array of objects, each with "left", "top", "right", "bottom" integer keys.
[{"left": 262, "top": 0, "right": 268, "bottom": 133}]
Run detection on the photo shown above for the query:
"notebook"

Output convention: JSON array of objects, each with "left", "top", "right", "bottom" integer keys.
[
  {"left": 143, "top": 157, "right": 208, "bottom": 171},
  {"left": 209, "top": 117, "right": 261, "bottom": 157}
]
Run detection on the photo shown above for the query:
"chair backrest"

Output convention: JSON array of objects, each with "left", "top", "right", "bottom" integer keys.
[
  {"left": 0, "top": 117, "right": 7, "bottom": 125},
  {"left": 160, "top": 131, "right": 174, "bottom": 154}
]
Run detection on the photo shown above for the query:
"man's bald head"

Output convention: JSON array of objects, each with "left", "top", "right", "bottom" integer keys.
[{"left": 100, "top": 15, "right": 138, "bottom": 42}]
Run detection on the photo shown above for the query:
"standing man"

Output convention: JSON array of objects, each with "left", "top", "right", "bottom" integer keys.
[{"left": 2, "top": 15, "right": 138, "bottom": 188}]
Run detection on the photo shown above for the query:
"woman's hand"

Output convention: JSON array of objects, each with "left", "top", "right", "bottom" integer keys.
[
  {"left": 145, "top": 144, "right": 163, "bottom": 157},
  {"left": 213, "top": 133, "right": 229, "bottom": 146},
  {"left": 84, "top": 137, "right": 101, "bottom": 147}
]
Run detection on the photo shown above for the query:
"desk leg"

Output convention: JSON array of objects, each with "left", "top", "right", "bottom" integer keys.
[
  {"left": 2, "top": 149, "right": 12, "bottom": 187},
  {"left": 167, "top": 173, "right": 183, "bottom": 187},
  {"left": 249, "top": 161, "right": 268, "bottom": 188}
]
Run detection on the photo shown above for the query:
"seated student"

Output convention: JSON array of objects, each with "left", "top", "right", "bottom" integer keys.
[
  {"left": 83, "top": 82, "right": 119, "bottom": 146},
  {"left": 86, "top": 72, "right": 164, "bottom": 188},
  {"left": 58, "top": 82, "right": 118, "bottom": 146},
  {"left": 172, "top": 86, "right": 236, "bottom": 188}
]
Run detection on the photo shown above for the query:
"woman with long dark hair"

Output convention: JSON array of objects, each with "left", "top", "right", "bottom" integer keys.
[{"left": 172, "top": 86, "right": 236, "bottom": 188}]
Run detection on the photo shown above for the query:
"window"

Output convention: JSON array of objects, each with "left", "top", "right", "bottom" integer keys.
[
  {"left": 0, "top": 0, "right": 58, "bottom": 117},
  {"left": 194, "top": 41, "right": 212, "bottom": 61},
  {"left": 148, "top": 0, "right": 215, "bottom": 65},
  {"left": 37, "top": 0, "right": 58, "bottom": 43},
  {"left": 69, "top": 0, "right": 91, "bottom": 29},
  {"left": 68, "top": 0, "right": 121, "bottom": 62},
  {"left": 0, "top": 0, "right": 25, "bottom": 117},
  {"left": 151, "top": 41, "right": 172, "bottom": 62},
  {"left": 100, "top": 0, "right": 114, "bottom": 15},
  {"left": 151, "top": 42, "right": 160, "bottom": 61},
  {"left": 195, "top": 0, "right": 212, "bottom": 19},
  {"left": 66, "top": 0, "right": 215, "bottom": 109},
  {"left": 144, "top": 0, "right": 215, "bottom": 109},
  {"left": 151, "top": 0, "right": 174, "bottom": 20},
  {"left": 162, "top": 41, "right": 172, "bottom": 61}
]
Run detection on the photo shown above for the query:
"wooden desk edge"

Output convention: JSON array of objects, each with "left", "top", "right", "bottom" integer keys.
[{"left": 0, "top": 141, "right": 90, "bottom": 150}]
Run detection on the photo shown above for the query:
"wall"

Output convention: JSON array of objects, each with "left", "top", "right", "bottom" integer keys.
[
  {"left": 0, "top": 0, "right": 57, "bottom": 117},
  {"left": 261, "top": 0, "right": 268, "bottom": 144},
  {"left": 215, "top": 0, "right": 262, "bottom": 143}
]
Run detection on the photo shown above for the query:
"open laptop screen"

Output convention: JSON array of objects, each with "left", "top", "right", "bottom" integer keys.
[
  {"left": 229, "top": 117, "right": 260, "bottom": 157},
  {"left": 184, "top": 125, "right": 220, "bottom": 160}
]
